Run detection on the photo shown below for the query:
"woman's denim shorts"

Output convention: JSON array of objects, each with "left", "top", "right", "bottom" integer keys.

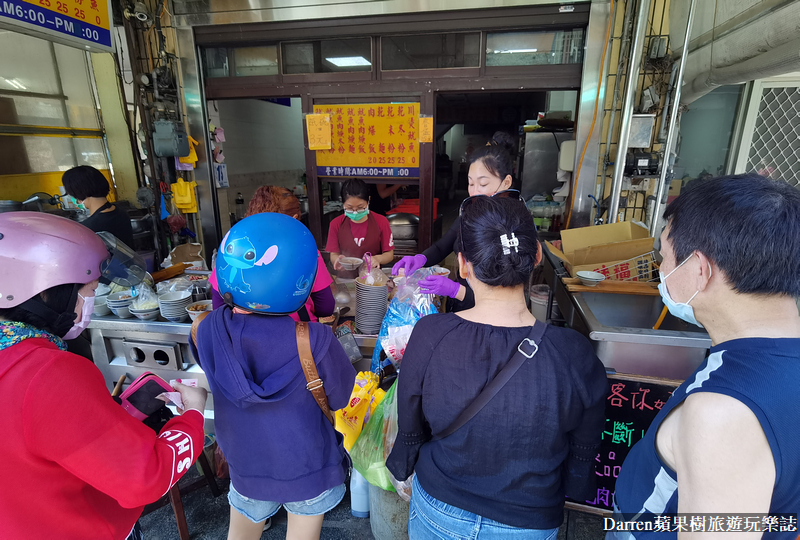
[
  {"left": 409, "top": 475, "right": 559, "bottom": 540},
  {"left": 228, "top": 482, "right": 346, "bottom": 523}
]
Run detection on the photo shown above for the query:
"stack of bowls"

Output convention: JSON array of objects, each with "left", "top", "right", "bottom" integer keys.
[
  {"left": 107, "top": 292, "right": 135, "bottom": 318},
  {"left": 93, "top": 296, "right": 111, "bottom": 317},
  {"left": 158, "top": 291, "right": 192, "bottom": 322},
  {"left": 355, "top": 279, "right": 388, "bottom": 335}
]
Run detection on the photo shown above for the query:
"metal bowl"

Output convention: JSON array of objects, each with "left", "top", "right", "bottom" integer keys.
[{"left": 387, "top": 212, "right": 419, "bottom": 240}]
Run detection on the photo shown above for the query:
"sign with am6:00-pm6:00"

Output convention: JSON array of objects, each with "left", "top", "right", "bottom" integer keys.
[{"left": 0, "top": 0, "right": 112, "bottom": 52}]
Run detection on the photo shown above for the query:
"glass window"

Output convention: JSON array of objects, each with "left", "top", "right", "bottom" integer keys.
[
  {"left": 675, "top": 85, "right": 744, "bottom": 181},
  {"left": 381, "top": 33, "right": 480, "bottom": 70},
  {"left": 54, "top": 45, "right": 101, "bottom": 129},
  {"left": 203, "top": 48, "right": 230, "bottom": 78},
  {"left": 486, "top": 29, "right": 585, "bottom": 66},
  {"left": 74, "top": 138, "right": 109, "bottom": 169},
  {"left": 282, "top": 38, "right": 372, "bottom": 74},
  {"left": 4, "top": 96, "right": 69, "bottom": 128},
  {"left": 0, "top": 135, "right": 77, "bottom": 174},
  {"left": 0, "top": 32, "right": 60, "bottom": 95},
  {"left": 234, "top": 46, "right": 279, "bottom": 77}
]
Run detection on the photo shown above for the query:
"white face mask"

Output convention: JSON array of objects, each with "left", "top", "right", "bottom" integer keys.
[
  {"left": 657, "top": 253, "right": 711, "bottom": 328},
  {"left": 63, "top": 294, "right": 93, "bottom": 340}
]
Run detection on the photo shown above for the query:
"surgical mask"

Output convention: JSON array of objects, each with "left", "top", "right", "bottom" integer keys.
[
  {"left": 657, "top": 253, "right": 711, "bottom": 328},
  {"left": 71, "top": 197, "right": 85, "bottom": 210},
  {"left": 345, "top": 208, "right": 369, "bottom": 222},
  {"left": 63, "top": 294, "right": 94, "bottom": 340}
]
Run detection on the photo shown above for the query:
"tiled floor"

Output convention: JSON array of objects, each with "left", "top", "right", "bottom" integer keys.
[{"left": 139, "top": 470, "right": 607, "bottom": 539}]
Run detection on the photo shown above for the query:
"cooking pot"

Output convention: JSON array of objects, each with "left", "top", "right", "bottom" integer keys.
[
  {"left": 0, "top": 200, "right": 23, "bottom": 213},
  {"left": 387, "top": 212, "right": 419, "bottom": 240},
  {"left": 298, "top": 196, "right": 310, "bottom": 214},
  {"left": 130, "top": 215, "right": 152, "bottom": 234}
]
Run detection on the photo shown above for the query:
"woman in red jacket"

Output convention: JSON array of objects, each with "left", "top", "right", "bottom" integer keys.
[{"left": 0, "top": 212, "right": 208, "bottom": 540}]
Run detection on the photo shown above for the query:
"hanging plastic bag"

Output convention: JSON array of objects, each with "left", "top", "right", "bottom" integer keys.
[
  {"left": 336, "top": 372, "right": 380, "bottom": 451},
  {"left": 358, "top": 253, "right": 389, "bottom": 286},
  {"left": 370, "top": 268, "right": 439, "bottom": 371},
  {"left": 350, "top": 381, "right": 399, "bottom": 492},
  {"left": 383, "top": 382, "right": 412, "bottom": 501}
]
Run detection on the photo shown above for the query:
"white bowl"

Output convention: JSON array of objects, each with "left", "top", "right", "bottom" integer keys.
[
  {"left": 110, "top": 306, "right": 132, "bottom": 318},
  {"left": 158, "top": 291, "right": 192, "bottom": 303},
  {"left": 93, "top": 303, "right": 111, "bottom": 316},
  {"left": 338, "top": 256, "right": 364, "bottom": 271},
  {"left": 165, "top": 314, "right": 189, "bottom": 323},
  {"left": 186, "top": 300, "right": 213, "bottom": 321},
  {"left": 132, "top": 310, "right": 159, "bottom": 321},
  {"left": 107, "top": 291, "right": 136, "bottom": 304},
  {"left": 576, "top": 271, "right": 606, "bottom": 287},
  {"left": 431, "top": 266, "right": 451, "bottom": 278}
]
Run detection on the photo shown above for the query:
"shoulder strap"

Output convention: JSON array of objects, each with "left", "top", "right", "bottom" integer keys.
[
  {"left": 190, "top": 311, "right": 211, "bottom": 346},
  {"left": 432, "top": 322, "right": 547, "bottom": 441},
  {"left": 295, "top": 321, "right": 336, "bottom": 426}
]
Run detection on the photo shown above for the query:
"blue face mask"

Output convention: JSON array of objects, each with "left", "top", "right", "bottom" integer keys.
[{"left": 657, "top": 253, "right": 711, "bottom": 328}]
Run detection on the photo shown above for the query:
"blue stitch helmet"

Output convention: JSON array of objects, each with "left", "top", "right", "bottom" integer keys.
[{"left": 216, "top": 212, "right": 318, "bottom": 315}]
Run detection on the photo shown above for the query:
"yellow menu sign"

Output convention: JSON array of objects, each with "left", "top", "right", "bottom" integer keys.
[
  {"left": 306, "top": 114, "right": 332, "bottom": 150},
  {"left": 313, "top": 103, "right": 420, "bottom": 179},
  {"left": 1, "top": 0, "right": 113, "bottom": 51}
]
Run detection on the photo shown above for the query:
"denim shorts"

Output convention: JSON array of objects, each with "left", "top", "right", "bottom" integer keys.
[
  {"left": 228, "top": 482, "right": 346, "bottom": 523},
  {"left": 409, "top": 476, "right": 559, "bottom": 540}
]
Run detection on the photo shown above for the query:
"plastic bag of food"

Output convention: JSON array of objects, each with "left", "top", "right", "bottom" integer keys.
[
  {"left": 131, "top": 284, "right": 159, "bottom": 310},
  {"left": 383, "top": 383, "right": 412, "bottom": 501},
  {"left": 350, "top": 381, "right": 399, "bottom": 492},
  {"left": 358, "top": 253, "right": 389, "bottom": 286},
  {"left": 157, "top": 276, "right": 193, "bottom": 295},
  {"left": 336, "top": 372, "right": 380, "bottom": 451},
  {"left": 370, "top": 268, "right": 439, "bottom": 371}
]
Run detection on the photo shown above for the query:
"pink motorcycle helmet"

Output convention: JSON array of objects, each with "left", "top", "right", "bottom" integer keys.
[{"left": 0, "top": 212, "right": 109, "bottom": 309}]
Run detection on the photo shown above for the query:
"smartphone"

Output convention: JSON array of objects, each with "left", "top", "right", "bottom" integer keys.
[{"left": 119, "top": 373, "right": 174, "bottom": 420}]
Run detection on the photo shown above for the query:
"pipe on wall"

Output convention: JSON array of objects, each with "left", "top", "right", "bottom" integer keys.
[
  {"left": 649, "top": 0, "right": 697, "bottom": 237},
  {"left": 607, "top": 0, "right": 653, "bottom": 223}
]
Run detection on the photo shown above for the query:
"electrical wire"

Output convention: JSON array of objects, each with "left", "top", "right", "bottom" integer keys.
[{"left": 565, "top": 0, "right": 616, "bottom": 229}]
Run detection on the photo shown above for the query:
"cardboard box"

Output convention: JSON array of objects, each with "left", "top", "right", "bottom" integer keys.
[{"left": 546, "top": 221, "right": 656, "bottom": 281}]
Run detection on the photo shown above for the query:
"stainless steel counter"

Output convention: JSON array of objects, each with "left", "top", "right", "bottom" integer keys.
[
  {"left": 88, "top": 315, "right": 375, "bottom": 432},
  {"left": 542, "top": 246, "right": 712, "bottom": 380}
]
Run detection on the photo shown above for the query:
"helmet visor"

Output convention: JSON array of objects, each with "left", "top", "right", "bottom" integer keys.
[{"left": 97, "top": 231, "right": 147, "bottom": 287}]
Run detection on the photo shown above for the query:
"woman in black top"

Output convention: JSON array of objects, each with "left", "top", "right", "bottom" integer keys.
[
  {"left": 386, "top": 196, "right": 607, "bottom": 538},
  {"left": 392, "top": 136, "right": 515, "bottom": 312},
  {"left": 62, "top": 166, "right": 135, "bottom": 248},
  {"left": 368, "top": 183, "right": 402, "bottom": 215}
]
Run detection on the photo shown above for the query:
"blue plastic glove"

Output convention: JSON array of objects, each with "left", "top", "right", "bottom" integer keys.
[
  {"left": 418, "top": 275, "right": 461, "bottom": 298},
  {"left": 392, "top": 254, "right": 427, "bottom": 277}
]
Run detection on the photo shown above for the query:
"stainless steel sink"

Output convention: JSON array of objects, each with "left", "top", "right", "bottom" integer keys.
[{"left": 568, "top": 291, "right": 711, "bottom": 380}]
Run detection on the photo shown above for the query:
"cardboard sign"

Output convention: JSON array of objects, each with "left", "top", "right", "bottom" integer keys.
[
  {"left": 306, "top": 114, "right": 332, "bottom": 151},
  {"left": 313, "top": 103, "right": 420, "bottom": 179},
  {"left": 419, "top": 117, "right": 433, "bottom": 143}
]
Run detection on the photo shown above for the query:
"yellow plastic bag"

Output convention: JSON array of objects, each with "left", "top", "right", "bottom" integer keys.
[{"left": 336, "top": 372, "right": 379, "bottom": 451}]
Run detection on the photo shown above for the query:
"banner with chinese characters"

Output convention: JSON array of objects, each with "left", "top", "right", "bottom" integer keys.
[
  {"left": 313, "top": 103, "right": 419, "bottom": 179},
  {"left": 0, "top": 0, "right": 112, "bottom": 51}
]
